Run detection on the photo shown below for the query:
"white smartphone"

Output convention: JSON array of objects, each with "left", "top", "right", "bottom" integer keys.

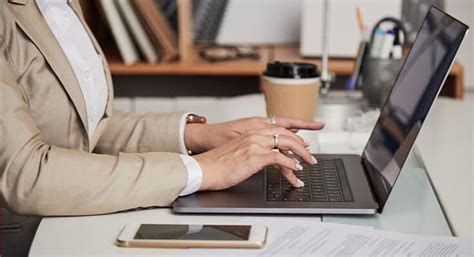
[{"left": 116, "top": 223, "right": 267, "bottom": 249}]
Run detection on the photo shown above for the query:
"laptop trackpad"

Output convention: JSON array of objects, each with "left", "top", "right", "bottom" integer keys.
[{"left": 226, "top": 171, "right": 264, "bottom": 193}]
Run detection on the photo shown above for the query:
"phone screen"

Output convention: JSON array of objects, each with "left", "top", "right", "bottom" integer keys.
[{"left": 134, "top": 224, "right": 251, "bottom": 241}]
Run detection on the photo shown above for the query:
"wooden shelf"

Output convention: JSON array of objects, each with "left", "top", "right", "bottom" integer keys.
[
  {"left": 107, "top": 47, "right": 271, "bottom": 76},
  {"left": 107, "top": 46, "right": 357, "bottom": 76},
  {"left": 108, "top": 45, "right": 463, "bottom": 77}
]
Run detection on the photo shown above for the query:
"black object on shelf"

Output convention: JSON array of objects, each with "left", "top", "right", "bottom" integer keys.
[{"left": 361, "top": 17, "right": 408, "bottom": 108}]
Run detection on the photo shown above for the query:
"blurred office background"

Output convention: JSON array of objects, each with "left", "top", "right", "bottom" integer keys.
[{"left": 90, "top": 0, "right": 472, "bottom": 121}]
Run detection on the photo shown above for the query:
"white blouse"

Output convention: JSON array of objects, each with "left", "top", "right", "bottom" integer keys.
[{"left": 36, "top": 0, "right": 108, "bottom": 139}]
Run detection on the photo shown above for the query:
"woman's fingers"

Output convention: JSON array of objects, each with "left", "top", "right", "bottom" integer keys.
[
  {"left": 280, "top": 166, "right": 304, "bottom": 188},
  {"left": 279, "top": 151, "right": 306, "bottom": 188},
  {"left": 270, "top": 116, "right": 325, "bottom": 131},
  {"left": 254, "top": 127, "right": 309, "bottom": 146},
  {"left": 263, "top": 151, "right": 301, "bottom": 172},
  {"left": 257, "top": 134, "right": 316, "bottom": 165},
  {"left": 253, "top": 146, "right": 305, "bottom": 188}
]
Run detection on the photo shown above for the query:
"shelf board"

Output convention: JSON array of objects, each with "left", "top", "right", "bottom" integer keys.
[{"left": 107, "top": 47, "right": 271, "bottom": 76}]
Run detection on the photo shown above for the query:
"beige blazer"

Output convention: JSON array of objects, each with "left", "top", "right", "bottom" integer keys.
[{"left": 0, "top": 0, "right": 189, "bottom": 216}]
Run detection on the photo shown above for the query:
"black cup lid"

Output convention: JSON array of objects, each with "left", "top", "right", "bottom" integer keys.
[{"left": 263, "top": 62, "right": 320, "bottom": 79}]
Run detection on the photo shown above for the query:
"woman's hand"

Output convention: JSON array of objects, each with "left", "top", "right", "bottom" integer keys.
[
  {"left": 185, "top": 116, "right": 325, "bottom": 154},
  {"left": 194, "top": 127, "right": 317, "bottom": 191}
]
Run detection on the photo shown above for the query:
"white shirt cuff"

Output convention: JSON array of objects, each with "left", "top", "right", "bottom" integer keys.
[
  {"left": 178, "top": 112, "right": 192, "bottom": 155},
  {"left": 179, "top": 155, "right": 203, "bottom": 196}
]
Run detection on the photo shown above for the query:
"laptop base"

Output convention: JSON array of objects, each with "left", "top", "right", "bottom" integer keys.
[{"left": 173, "top": 154, "right": 379, "bottom": 215}]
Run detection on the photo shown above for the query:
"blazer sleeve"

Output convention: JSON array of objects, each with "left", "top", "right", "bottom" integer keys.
[
  {"left": 0, "top": 43, "right": 188, "bottom": 216},
  {"left": 93, "top": 110, "right": 188, "bottom": 155}
]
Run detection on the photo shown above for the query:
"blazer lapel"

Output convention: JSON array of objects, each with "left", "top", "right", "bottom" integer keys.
[{"left": 8, "top": 0, "right": 89, "bottom": 136}]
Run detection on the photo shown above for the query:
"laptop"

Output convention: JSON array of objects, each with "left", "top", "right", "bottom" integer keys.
[{"left": 173, "top": 7, "right": 469, "bottom": 215}]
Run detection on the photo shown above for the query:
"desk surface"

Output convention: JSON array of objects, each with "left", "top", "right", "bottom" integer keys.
[
  {"left": 30, "top": 120, "right": 452, "bottom": 256},
  {"left": 416, "top": 98, "right": 473, "bottom": 238}
]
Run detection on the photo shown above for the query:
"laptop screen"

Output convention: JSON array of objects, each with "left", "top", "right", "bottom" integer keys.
[{"left": 361, "top": 7, "right": 468, "bottom": 211}]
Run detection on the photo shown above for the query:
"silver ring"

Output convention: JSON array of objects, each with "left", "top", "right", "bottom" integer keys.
[
  {"left": 273, "top": 133, "right": 280, "bottom": 149},
  {"left": 270, "top": 114, "right": 277, "bottom": 125}
]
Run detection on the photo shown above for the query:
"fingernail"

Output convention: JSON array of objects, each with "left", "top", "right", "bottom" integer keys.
[
  {"left": 296, "top": 163, "right": 303, "bottom": 171},
  {"left": 311, "top": 156, "right": 318, "bottom": 164},
  {"left": 297, "top": 179, "right": 305, "bottom": 187},
  {"left": 303, "top": 138, "right": 311, "bottom": 146},
  {"left": 293, "top": 157, "right": 301, "bottom": 164}
]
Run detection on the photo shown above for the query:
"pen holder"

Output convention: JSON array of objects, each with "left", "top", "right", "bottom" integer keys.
[
  {"left": 361, "top": 58, "right": 402, "bottom": 108},
  {"left": 361, "top": 17, "right": 407, "bottom": 108}
]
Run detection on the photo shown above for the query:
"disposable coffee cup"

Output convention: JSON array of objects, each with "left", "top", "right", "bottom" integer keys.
[{"left": 262, "top": 62, "right": 321, "bottom": 121}]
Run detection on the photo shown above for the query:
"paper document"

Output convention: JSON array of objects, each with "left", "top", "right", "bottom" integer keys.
[{"left": 183, "top": 219, "right": 473, "bottom": 257}]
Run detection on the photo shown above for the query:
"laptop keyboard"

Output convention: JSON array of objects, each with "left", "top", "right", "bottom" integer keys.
[{"left": 265, "top": 159, "right": 353, "bottom": 202}]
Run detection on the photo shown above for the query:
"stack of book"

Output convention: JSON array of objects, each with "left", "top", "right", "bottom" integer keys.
[{"left": 99, "top": 0, "right": 179, "bottom": 65}]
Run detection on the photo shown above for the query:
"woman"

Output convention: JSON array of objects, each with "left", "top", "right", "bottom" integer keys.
[{"left": 0, "top": 0, "right": 324, "bottom": 216}]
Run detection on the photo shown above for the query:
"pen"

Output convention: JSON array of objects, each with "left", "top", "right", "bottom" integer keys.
[
  {"left": 370, "top": 28, "right": 386, "bottom": 58},
  {"left": 356, "top": 7, "right": 369, "bottom": 41},
  {"left": 379, "top": 29, "right": 396, "bottom": 59}
]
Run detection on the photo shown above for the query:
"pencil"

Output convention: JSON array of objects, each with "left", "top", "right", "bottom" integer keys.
[{"left": 356, "top": 7, "right": 365, "bottom": 32}]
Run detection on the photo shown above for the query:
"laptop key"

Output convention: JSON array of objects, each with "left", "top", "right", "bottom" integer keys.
[
  {"left": 313, "top": 198, "right": 327, "bottom": 202},
  {"left": 297, "top": 196, "right": 312, "bottom": 202},
  {"left": 283, "top": 196, "right": 296, "bottom": 201},
  {"left": 328, "top": 196, "right": 344, "bottom": 202},
  {"left": 296, "top": 187, "right": 310, "bottom": 192},
  {"left": 313, "top": 188, "right": 325, "bottom": 193},
  {"left": 267, "top": 197, "right": 281, "bottom": 201},
  {"left": 312, "top": 192, "right": 326, "bottom": 197},
  {"left": 298, "top": 192, "right": 311, "bottom": 196},
  {"left": 267, "top": 183, "right": 280, "bottom": 189}
]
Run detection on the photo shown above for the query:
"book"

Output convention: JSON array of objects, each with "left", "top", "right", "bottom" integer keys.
[
  {"left": 99, "top": 0, "right": 140, "bottom": 65},
  {"left": 132, "top": 0, "right": 179, "bottom": 62},
  {"left": 156, "top": 0, "right": 178, "bottom": 34},
  {"left": 116, "top": 0, "right": 160, "bottom": 63}
]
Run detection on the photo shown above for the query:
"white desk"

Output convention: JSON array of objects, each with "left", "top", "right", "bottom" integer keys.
[
  {"left": 29, "top": 95, "right": 462, "bottom": 256},
  {"left": 416, "top": 98, "right": 473, "bottom": 239}
]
